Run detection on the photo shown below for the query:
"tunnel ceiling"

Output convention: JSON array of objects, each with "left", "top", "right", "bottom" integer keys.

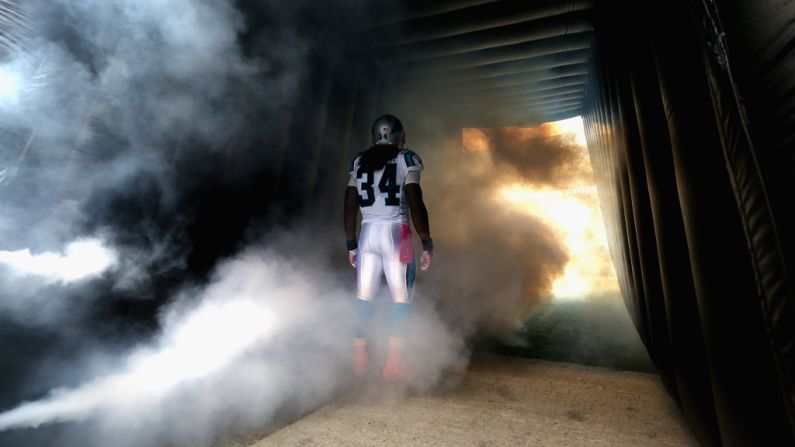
[{"left": 369, "top": 0, "right": 594, "bottom": 128}]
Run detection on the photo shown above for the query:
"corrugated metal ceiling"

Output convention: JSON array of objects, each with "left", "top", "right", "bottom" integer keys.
[{"left": 372, "top": 0, "right": 594, "bottom": 127}]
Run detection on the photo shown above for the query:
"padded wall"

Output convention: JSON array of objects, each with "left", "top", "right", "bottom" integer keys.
[{"left": 584, "top": 0, "right": 795, "bottom": 445}]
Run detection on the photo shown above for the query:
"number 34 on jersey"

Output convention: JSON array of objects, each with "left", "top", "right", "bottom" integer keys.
[
  {"left": 357, "top": 164, "right": 400, "bottom": 206},
  {"left": 348, "top": 149, "right": 423, "bottom": 224}
]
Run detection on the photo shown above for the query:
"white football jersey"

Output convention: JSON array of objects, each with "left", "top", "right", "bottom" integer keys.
[{"left": 348, "top": 149, "right": 423, "bottom": 224}]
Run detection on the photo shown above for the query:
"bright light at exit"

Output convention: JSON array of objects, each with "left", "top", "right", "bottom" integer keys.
[
  {"left": 501, "top": 183, "right": 617, "bottom": 300},
  {"left": 507, "top": 116, "right": 616, "bottom": 300},
  {"left": 552, "top": 116, "right": 588, "bottom": 147},
  {"left": 464, "top": 116, "right": 618, "bottom": 301}
]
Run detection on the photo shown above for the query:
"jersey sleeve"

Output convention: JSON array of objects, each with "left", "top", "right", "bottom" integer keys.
[
  {"left": 402, "top": 149, "right": 424, "bottom": 173},
  {"left": 405, "top": 170, "right": 421, "bottom": 185}
]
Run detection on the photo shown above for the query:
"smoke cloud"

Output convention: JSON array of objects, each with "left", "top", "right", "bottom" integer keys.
[
  {"left": 0, "top": 0, "right": 321, "bottom": 267},
  {"left": 468, "top": 125, "right": 593, "bottom": 188},
  {"left": 0, "top": 249, "right": 347, "bottom": 436},
  {"left": 397, "top": 123, "right": 595, "bottom": 338},
  {"left": 0, "top": 238, "right": 117, "bottom": 284},
  {"left": 0, "top": 1, "right": 334, "bottom": 420},
  {"left": 0, "top": 0, "right": 391, "bottom": 325},
  {"left": 0, "top": 0, "right": 452, "bottom": 445},
  {"left": 0, "top": 231, "right": 467, "bottom": 446}
]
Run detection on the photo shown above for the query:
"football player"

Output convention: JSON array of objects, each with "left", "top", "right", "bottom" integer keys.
[{"left": 343, "top": 114, "right": 433, "bottom": 381}]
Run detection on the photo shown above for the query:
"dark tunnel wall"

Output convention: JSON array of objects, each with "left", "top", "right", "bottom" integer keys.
[{"left": 584, "top": 0, "right": 795, "bottom": 445}]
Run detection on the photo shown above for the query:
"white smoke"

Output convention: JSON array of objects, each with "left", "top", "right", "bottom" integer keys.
[
  {"left": 0, "top": 249, "right": 347, "bottom": 434},
  {"left": 0, "top": 244, "right": 464, "bottom": 445},
  {"left": 0, "top": 65, "right": 23, "bottom": 106},
  {"left": 0, "top": 1, "right": 467, "bottom": 445},
  {"left": 0, "top": 238, "right": 117, "bottom": 284},
  {"left": 0, "top": 0, "right": 305, "bottom": 252},
  {"left": 0, "top": 0, "right": 316, "bottom": 327}
]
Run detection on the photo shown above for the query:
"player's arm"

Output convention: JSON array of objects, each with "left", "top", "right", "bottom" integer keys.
[
  {"left": 404, "top": 183, "right": 430, "bottom": 241},
  {"left": 404, "top": 182, "right": 433, "bottom": 270},
  {"left": 343, "top": 186, "right": 359, "bottom": 268}
]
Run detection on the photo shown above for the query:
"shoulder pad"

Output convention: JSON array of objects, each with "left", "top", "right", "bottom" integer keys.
[
  {"left": 401, "top": 149, "right": 423, "bottom": 168},
  {"left": 347, "top": 152, "right": 363, "bottom": 173}
]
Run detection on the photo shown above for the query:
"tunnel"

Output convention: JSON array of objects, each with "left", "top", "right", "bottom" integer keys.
[{"left": 0, "top": 0, "right": 794, "bottom": 446}]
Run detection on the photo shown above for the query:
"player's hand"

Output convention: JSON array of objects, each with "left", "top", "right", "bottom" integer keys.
[
  {"left": 420, "top": 250, "right": 432, "bottom": 271},
  {"left": 348, "top": 249, "right": 358, "bottom": 268}
]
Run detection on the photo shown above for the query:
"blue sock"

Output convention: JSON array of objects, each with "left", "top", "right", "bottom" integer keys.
[
  {"left": 354, "top": 298, "right": 374, "bottom": 339},
  {"left": 389, "top": 303, "right": 412, "bottom": 337}
]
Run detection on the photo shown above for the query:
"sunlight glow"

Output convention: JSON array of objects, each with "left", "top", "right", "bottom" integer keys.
[
  {"left": 549, "top": 116, "right": 587, "bottom": 147},
  {"left": 496, "top": 116, "right": 618, "bottom": 301},
  {"left": 501, "top": 183, "right": 617, "bottom": 300}
]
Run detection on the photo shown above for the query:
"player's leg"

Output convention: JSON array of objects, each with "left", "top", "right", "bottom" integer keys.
[
  {"left": 382, "top": 224, "right": 416, "bottom": 380},
  {"left": 354, "top": 226, "right": 382, "bottom": 376}
]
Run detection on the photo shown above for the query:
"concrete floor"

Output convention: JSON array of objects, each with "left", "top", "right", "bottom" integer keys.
[{"left": 245, "top": 355, "right": 698, "bottom": 447}]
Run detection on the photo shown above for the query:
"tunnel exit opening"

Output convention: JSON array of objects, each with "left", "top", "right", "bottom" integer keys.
[
  {"left": 456, "top": 117, "right": 651, "bottom": 372},
  {"left": 461, "top": 117, "right": 618, "bottom": 303}
]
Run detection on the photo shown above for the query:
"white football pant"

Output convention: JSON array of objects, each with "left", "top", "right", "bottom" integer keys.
[{"left": 357, "top": 222, "right": 416, "bottom": 303}]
